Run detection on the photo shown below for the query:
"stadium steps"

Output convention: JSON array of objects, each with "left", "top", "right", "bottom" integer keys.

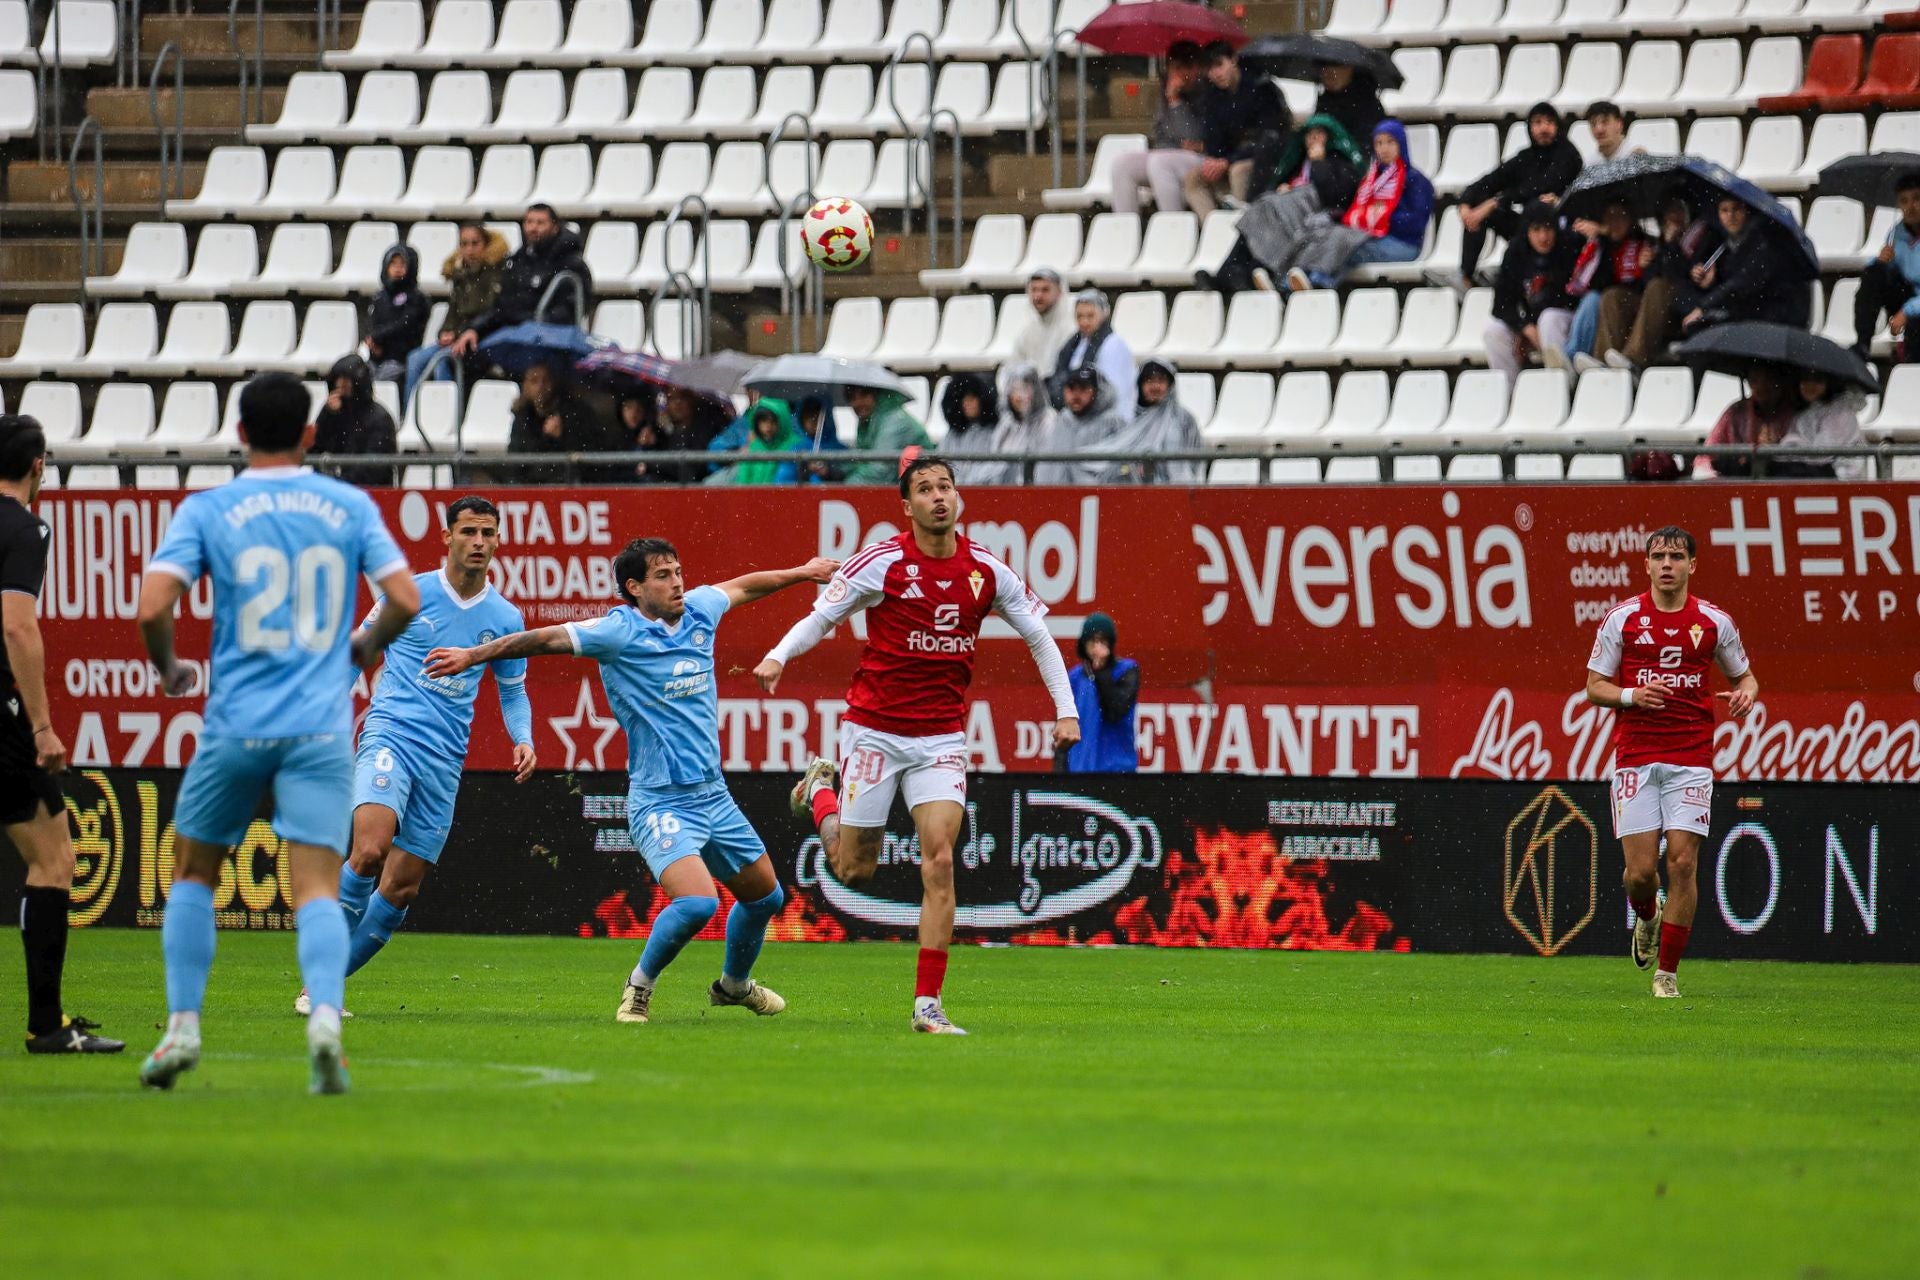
[
  {"left": 0, "top": 238, "right": 126, "bottom": 308},
  {"left": 137, "top": 13, "right": 340, "bottom": 75},
  {"left": 1, "top": 159, "right": 206, "bottom": 231}
]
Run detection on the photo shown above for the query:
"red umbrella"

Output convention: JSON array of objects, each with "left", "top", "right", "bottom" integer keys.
[{"left": 1074, "top": 1, "right": 1247, "bottom": 55}]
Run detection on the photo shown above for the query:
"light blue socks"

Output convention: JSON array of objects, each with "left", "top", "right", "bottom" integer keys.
[
  {"left": 338, "top": 865, "right": 378, "bottom": 929},
  {"left": 161, "top": 879, "right": 216, "bottom": 1014},
  {"left": 346, "top": 892, "right": 408, "bottom": 977},
  {"left": 295, "top": 899, "right": 350, "bottom": 1013},
  {"left": 723, "top": 885, "right": 785, "bottom": 986},
  {"left": 632, "top": 895, "right": 719, "bottom": 987}
]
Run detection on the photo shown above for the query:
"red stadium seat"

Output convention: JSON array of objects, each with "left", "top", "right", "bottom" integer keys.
[
  {"left": 1836, "top": 34, "right": 1920, "bottom": 110},
  {"left": 1758, "top": 34, "right": 1863, "bottom": 113}
]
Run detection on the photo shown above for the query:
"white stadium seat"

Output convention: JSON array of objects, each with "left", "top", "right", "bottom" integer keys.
[{"left": 88, "top": 223, "right": 189, "bottom": 298}]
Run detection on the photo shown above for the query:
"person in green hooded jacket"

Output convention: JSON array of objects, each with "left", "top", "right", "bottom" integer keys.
[
  {"left": 1197, "top": 113, "right": 1364, "bottom": 297},
  {"left": 843, "top": 384, "right": 932, "bottom": 485},
  {"left": 732, "top": 397, "right": 806, "bottom": 485}
]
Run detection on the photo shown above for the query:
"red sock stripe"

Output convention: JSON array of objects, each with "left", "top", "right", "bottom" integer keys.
[
  {"left": 1658, "top": 922, "right": 1691, "bottom": 974},
  {"left": 915, "top": 947, "right": 948, "bottom": 1000},
  {"left": 810, "top": 787, "right": 839, "bottom": 829}
]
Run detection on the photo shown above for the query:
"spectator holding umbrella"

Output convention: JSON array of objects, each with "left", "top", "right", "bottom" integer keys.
[
  {"left": 1692, "top": 365, "right": 1798, "bottom": 479},
  {"left": 843, "top": 383, "right": 933, "bottom": 485},
  {"left": 1311, "top": 61, "right": 1383, "bottom": 150},
  {"left": 1483, "top": 201, "right": 1580, "bottom": 383},
  {"left": 1850, "top": 170, "right": 1920, "bottom": 363},
  {"left": 1183, "top": 41, "right": 1289, "bottom": 217},
  {"left": 1110, "top": 41, "right": 1211, "bottom": 215},
  {"left": 1779, "top": 373, "right": 1871, "bottom": 479},
  {"left": 1443, "top": 102, "right": 1582, "bottom": 293},
  {"left": 1676, "top": 196, "right": 1811, "bottom": 338},
  {"left": 450, "top": 204, "right": 593, "bottom": 362},
  {"left": 507, "top": 361, "right": 613, "bottom": 483},
  {"left": 1601, "top": 195, "right": 1723, "bottom": 371}
]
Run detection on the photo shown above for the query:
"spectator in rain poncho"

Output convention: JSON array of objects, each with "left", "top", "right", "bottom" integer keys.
[
  {"left": 938, "top": 374, "right": 1004, "bottom": 484},
  {"left": 1036, "top": 367, "right": 1128, "bottom": 485},
  {"left": 845, "top": 383, "right": 933, "bottom": 484},
  {"left": 1200, "top": 114, "right": 1364, "bottom": 297},
  {"left": 985, "top": 363, "right": 1060, "bottom": 485},
  {"left": 1095, "top": 359, "right": 1205, "bottom": 484},
  {"left": 730, "top": 397, "right": 805, "bottom": 485},
  {"left": 1777, "top": 372, "right": 1870, "bottom": 480},
  {"left": 1050, "top": 289, "right": 1136, "bottom": 418}
]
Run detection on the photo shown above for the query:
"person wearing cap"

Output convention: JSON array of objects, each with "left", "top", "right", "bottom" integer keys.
[
  {"left": 1037, "top": 367, "right": 1129, "bottom": 484},
  {"left": 1444, "top": 102, "right": 1582, "bottom": 292},
  {"left": 1050, "top": 290, "right": 1136, "bottom": 419},
  {"left": 1006, "top": 267, "right": 1077, "bottom": 385},
  {"left": 1483, "top": 201, "right": 1580, "bottom": 383},
  {"left": 1110, "top": 40, "right": 1211, "bottom": 215},
  {"left": 1062, "top": 613, "right": 1139, "bottom": 774}
]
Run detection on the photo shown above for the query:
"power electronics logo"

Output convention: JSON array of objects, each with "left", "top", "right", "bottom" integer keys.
[{"left": 1502, "top": 786, "right": 1598, "bottom": 956}]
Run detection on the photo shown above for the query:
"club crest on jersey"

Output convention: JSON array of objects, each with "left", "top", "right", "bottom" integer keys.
[
  {"left": 968, "top": 570, "right": 985, "bottom": 599},
  {"left": 1639, "top": 616, "right": 1649, "bottom": 626},
  {"left": 693, "top": 630, "right": 707, "bottom": 646},
  {"left": 478, "top": 630, "right": 498, "bottom": 644},
  {"left": 1688, "top": 623, "right": 1704, "bottom": 648},
  {"left": 906, "top": 563, "right": 921, "bottom": 578}
]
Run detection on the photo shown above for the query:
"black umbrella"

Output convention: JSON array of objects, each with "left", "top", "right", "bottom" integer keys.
[
  {"left": 1239, "top": 34, "right": 1403, "bottom": 90},
  {"left": 1558, "top": 153, "right": 1820, "bottom": 277},
  {"left": 1816, "top": 152, "right": 1920, "bottom": 208},
  {"left": 1671, "top": 322, "right": 1879, "bottom": 393}
]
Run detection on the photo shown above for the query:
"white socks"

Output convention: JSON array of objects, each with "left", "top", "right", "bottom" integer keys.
[
  {"left": 166, "top": 1011, "right": 201, "bottom": 1040},
  {"left": 628, "top": 966, "right": 655, "bottom": 990},
  {"left": 308, "top": 1006, "right": 342, "bottom": 1039}
]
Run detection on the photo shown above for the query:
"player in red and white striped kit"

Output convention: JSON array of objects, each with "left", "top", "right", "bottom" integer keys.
[
  {"left": 1585, "top": 525, "right": 1758, "bottom": 999},
  {"left": 754, "top": 457, "right": 1080, "bottom": 1035}
]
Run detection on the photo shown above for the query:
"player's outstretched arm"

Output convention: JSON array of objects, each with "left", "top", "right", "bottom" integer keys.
[
  {"left": 135, "top": 572, "right": 198, "bottom": 699},
  {"left": 425, "top": 624, "right": 574, "bottom": 678},
  {"left": 351, "top": 569, "right": 422, "bottom": 669},
  {"left": 718, "top": 557, "right": 840, "bottom": 609}
]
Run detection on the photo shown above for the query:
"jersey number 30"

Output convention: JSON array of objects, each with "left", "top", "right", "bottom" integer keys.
[{"left": 237, "top": 545, "right": 349, "bottom": 652}]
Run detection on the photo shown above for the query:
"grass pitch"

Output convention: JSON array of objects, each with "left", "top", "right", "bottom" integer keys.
[{"left": 1, "top": 931, "right": 1914, "bottom": 1279}]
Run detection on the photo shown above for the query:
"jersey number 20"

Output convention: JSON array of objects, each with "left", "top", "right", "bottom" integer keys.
[{"left": 237, "top": 545, "right": 349, "bottom": 652}]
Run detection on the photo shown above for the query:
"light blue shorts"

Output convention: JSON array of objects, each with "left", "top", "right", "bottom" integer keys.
[
  {"left": 175, "top": 733, "right": 355, "bottom": 855},
  {"left": 628, "top": 781, "right": 766, "bottom": 882},
  {"left": 353, "top": 736, "right": 460, "bottom": 863}
]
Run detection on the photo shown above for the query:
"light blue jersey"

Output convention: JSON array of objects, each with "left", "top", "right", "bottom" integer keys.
[
  {"left": 566, "top": 586, "right": 762, "bottom": 878},
  {"left": 362, "top": 569, "right": 529, "bottom": 761},
  {"left": 565, "top": 585, "right": 730, "bottom": 789},
  {"left": 149, "top": 466, "right": 408, "bottom": 740}
]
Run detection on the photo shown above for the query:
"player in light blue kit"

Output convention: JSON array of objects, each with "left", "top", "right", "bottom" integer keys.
[
  {"left": 425, "top": 537, "right": 835, "bottom": 1024},
  {"left": 134, "top": 372, "right": 420, "bottom": 1094},
  {"left": 292, "top": 494, "right": 537, "bottom": 1015}
]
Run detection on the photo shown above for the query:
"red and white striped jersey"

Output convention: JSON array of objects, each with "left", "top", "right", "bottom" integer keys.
[
  {"left": 1589, "top": 592, "right": 1750, "bottom": 768},
  {"left": 809, "top": 532, "right": 1048, "bottom": 737}
]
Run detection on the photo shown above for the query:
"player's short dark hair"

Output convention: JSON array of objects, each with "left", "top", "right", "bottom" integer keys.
[
  {"left": 899, "top": 455, "right": 956, "bottom": 497},
  {"left": 446, "top": 495, "right": 498, "bottom": 529},
  {"left": 237, "top": 372, "right": 311, "bottom": 452},
  {"left": 1645, "top": 525, "right": 1696, "bottom": 556},
  {"left": 0, "top": 414, "right": 47, "bottom": 481},
  {"left": 613, "top": 537, "right": 679, "bottom": 606},
  {"left": 1898, "top": 170, "right": 1920, "bottom": 196}
]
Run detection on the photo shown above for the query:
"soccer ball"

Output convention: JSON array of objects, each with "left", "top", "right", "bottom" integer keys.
[{"left": 801, "top": 197, "right": 874, "bottom": 273}]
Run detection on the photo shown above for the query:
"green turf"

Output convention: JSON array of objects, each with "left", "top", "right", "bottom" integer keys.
[{"left": 1, "top": 931, "right": 1914, "bottom": 1278}]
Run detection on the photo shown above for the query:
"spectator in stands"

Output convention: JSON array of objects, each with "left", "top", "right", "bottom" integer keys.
[
  {"left": 1484, "top": 201, "right": 1580, "bottom": 383},
  {"left": 614, "top": 392, "right": 678, "bottom": 485},
  {"left": 1693, "top": 365, "right": 1797, "bottom": 478},
  {"left": 507, "top": 361, "right": 611, "bottom": 483},
  {"left": 1007, "top": 268, "right": 1076, "bottom": 381},
  {"left": 1103, "top": 359, "right": 1204, "bottom": 484},
  {"left": 1312, "top": 62, "right": 1384, "bottom": 152},
  {"left": 1778, "top": 373, "right": 1870, "bottom": 479},
  {"left": 795, "top": 396, "right": 846, "bottom": 484},
  {"left": 1674, "top": 197, "right": 1810, "bottom": 339},
  {"left": 1051, "top": 289, "right": 1137, "bottom": 417},
  {"left": 939, "top": 374, "right": 1005, "bottom": 483},
  {"left": 703, "top": 390, "right": 761, "bottom": 475},
  {"left": 1183, "top": 41, "right": 1289, "bottom": 217},
  {"left": 1598, "top": 196, "right": 1719, "bottom": 370},
  {"left": 1850, "top": 170, "right": 1920, "bottom": 363},
  {"left": 1564, "top": 199, "right": 1655, "bottom": 370},
  {"left": 450, "top": 204, "right": 593, "bottom": 362},
  {"left": 364, "top": 245, "right": 427, "bottom": 387},
  {"left": 405, "top": 222, "right": 508, "bottom": 406},
  {"left": 313, "top": 355, "right": 397, "bottom": 487},
  {"left": 1037, "top": 368, "right": 1127, "bottom": 484},
  {"left": 1286, "top": 119, "right": 1433, "bottom": 292},
  {"left": 730, "top": 398, "right": 805, "bottom": 486},
  {"left": 1576, "top": 101, "right": 1638, "bottom": 168},
  {"left": 985, "top": 363, "right": 1060, "bottom": 484},
  {"left": 1110, "top": 41, "right": 1210, "bottom": 215},
  {"left": 1063, "top": 613, "right": 1139, "bottom": 774},
  {"left": 1444, "top": 102, "right": 1582, "bottom": 293},
  {"left": 1198, "top": 115, "right": 1363, "bottom": 296},
  {"left": 843, "top": 384, "right": 933, "bottom": 485},
  {"left": 641, "top": 386, "right": 730, "bottom": 484}
]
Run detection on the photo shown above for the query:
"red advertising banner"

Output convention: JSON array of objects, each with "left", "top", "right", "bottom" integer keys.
[{"left": 33, "top": 483, "right": 1920, "bottom": 782}]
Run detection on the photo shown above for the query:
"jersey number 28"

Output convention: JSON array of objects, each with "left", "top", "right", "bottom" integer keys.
[{"left": 237, "top": 545, "right": 349, "bottom": 652}]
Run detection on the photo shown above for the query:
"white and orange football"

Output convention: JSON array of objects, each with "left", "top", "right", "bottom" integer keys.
[{"left": 801, "top": 197, "right": 874, "bottom": 273}]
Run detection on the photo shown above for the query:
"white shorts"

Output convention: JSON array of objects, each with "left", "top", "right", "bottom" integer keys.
[
  {"left": 836, "top": 722, "right": 968, "bottom": 829},
  {"left": 1611, "top": 763, "right": 1714, "bottom": 839}
]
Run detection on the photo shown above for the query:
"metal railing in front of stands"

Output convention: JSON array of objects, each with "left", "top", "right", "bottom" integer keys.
[
  {"left": 659, "top": 193, "right": 713, "bottom": 359},
  {"left": 533, "top": 270, "right": 587, "bottom": 329},
  {"left": 67, "top": 116, "right": 105, "bottom": 299},
  {"left": 315, "top": 0, "right": 341, "bottom": 67},
  {"left": 228, "top": 0, "right": 265, "bottom": 127},
  {"left": 774, "top": 190, "right": 825, "bottom": 354},
  {"left": 148, "top": 40, "right": 185, "bottom": 212},
  {"left": 921, "top": 108, "right": 962, "bottom": 269},
  {"left": 886, "top": 31, "right": 936, "bottom": 237},
  {"left": 64, "top": 445, "right": 1920, "bottom": 490}
]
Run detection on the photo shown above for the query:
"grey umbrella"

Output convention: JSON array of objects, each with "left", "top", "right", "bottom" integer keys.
[
  {"left": 676, "top": 350, "right": 761, "bottom": 399},
  {"left": 744, "top": 353, "right": 911, "bottom": 405}
]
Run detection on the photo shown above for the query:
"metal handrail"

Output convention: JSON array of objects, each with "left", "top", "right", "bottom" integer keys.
[
  {"left": 653, "top": 271, "right": 703, "bottom": 359},
  {"left": 227, "top": 0, "right": 264, "bottom": 126},
  {"left": 147, "top": 40, "right": 185, "bottom": 210},
  {"left": 32, "top": 43, "right": 47, "bottom": 162},
  {"left": 1008, "top": 23, "right": 1045, "bottom": 169},
  {"left": 1057, "top": 27, "right": 1088, "bottom": 187},
  {"left": 67, "top": 116, "right": 106, "bottom": 297},
  {"left": 764, "top": 111, "right": 815, "bottom": 230},
  {"left": 48, "top": 3, "right": 63, "bottom": 162},
  {"left": 887, "top": 32, "right": 936, "bottom": 235},
  {"left": 773, "top": 190, "right": 824, "bottom": 354},
  {"left": 921, "top": 108, "right": 962, "bottom": 269},
  {"left": 315, "top": 0, "right": 339, "bottom": 67},
  {"left": 404, "top": 344, "right": 468, "bottom": 455},
  {"left": 534, "top": 271, "right": 588, "bottom": 329},
  {"left": 661, "top": 193, "right": 713, "bottom": 358}
]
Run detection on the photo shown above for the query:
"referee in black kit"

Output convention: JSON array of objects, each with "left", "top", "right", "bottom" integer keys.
[{"left": 0, "top": 415, "right": 122, "bottom": 1053}]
